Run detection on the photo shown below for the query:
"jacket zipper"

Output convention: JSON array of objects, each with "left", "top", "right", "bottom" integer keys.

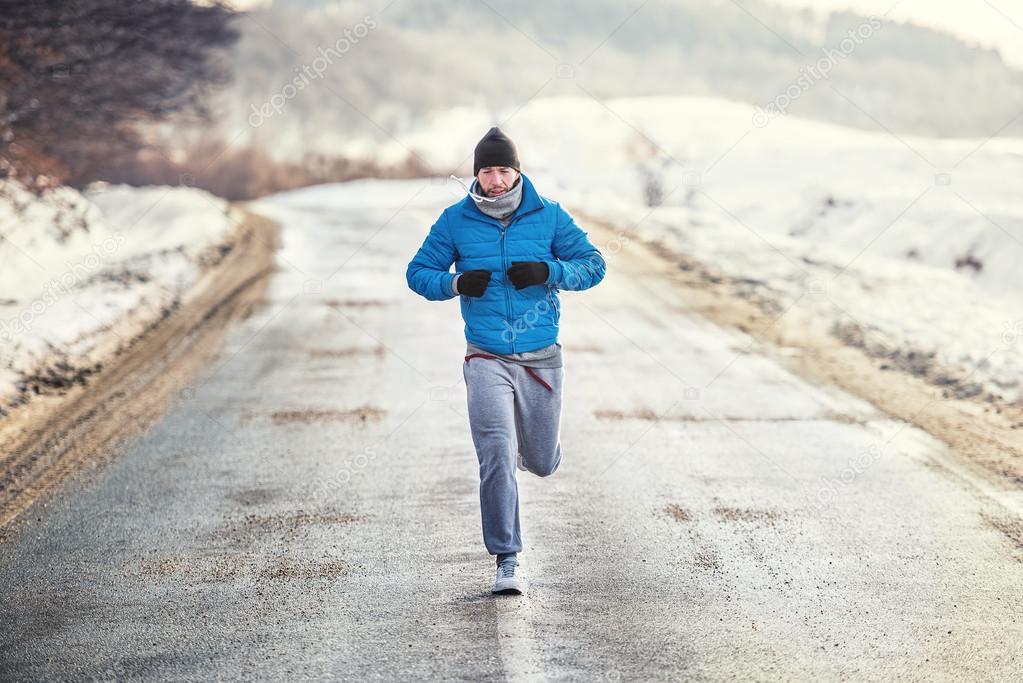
[
  {"left": 463, "top": 206, "right": 539, "bottom": 354},
  {"left": 499, "top": 222, "right": 514, "bottom": 353}
]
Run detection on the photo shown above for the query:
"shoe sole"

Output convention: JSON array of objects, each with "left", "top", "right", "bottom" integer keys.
[{"left": 492, "top": 579, "right": 525, "bottom": 595}]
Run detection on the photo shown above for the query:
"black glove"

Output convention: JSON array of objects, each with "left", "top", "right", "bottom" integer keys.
[
  {"left": 456, "top": 269, "right": 492, "bottom": 297},
  {"left": 507, "top": 261, "right": 549, "bottom": 290}
]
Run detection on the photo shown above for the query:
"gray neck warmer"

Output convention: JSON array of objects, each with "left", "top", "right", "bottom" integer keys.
[{"left": 471, "top": 176, "right": 523, "bottom": 225}]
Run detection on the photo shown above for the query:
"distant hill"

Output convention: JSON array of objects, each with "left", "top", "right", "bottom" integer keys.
[{"left": 162, "top": 0, "right": 1023, "bottom": 161}]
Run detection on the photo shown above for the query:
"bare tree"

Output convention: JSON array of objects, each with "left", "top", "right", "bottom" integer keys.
[{"left": 0, "top": 0, "right": 238, "bottom": 189}]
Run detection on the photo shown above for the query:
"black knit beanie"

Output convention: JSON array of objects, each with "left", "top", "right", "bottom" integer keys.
[{"left": 473, "top": 127, "right": 520, "bottom": 176}]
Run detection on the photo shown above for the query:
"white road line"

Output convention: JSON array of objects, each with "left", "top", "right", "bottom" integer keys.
[{"left": 494, "top": 595, "right": 545, "bottom": 682}]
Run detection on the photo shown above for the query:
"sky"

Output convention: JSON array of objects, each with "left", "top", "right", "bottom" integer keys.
[{"left": 769, "top": 0, "right": 1023, "bottom": 68}]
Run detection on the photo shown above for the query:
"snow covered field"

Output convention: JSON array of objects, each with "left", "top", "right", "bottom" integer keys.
[
  {"left": 0, "top": 180, "right": 237, "bottom": 414},
  {"left": 363, "top": 95, "right": 1023, "bottom": 404}
]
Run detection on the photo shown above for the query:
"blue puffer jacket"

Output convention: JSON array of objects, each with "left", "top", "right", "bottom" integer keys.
[{"left": 406, "top": 173, "right": 606, "bottom": 354}]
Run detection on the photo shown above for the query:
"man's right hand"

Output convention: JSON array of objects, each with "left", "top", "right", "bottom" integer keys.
[{"left": 456, "top": 270, "right": 492, "bottom": 297}]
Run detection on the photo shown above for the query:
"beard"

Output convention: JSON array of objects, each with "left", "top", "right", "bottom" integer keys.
[{"left": 483, "top": 175, "right": 518, "bottom": 197}]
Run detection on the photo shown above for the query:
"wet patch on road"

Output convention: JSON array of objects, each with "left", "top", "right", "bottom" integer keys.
[
  {"left": 227, "top": 486, "right": 282, "bottom": 507},
  {"left": 660, "top": 502, "right": 782, "bottom": 526},
  {"left": 139, "top": 553, "right": 252, "bottom": 581},
  {"left": 260, "top": 558, "right": 351, "bottom": 579},
  {"left": 324, "top": 298, "right": 393, "bottom": 309},
  {"left": 308, "top": 345, "right": 386, "bottom": 359},
  {"left": 239, "top": 404, "right": 386, "bottom": 425},
  {"left": 595, "top": 407, "right": 662, "bottom": 421},
  {"left": 713, "top": 507, "right": 782, "bottom": 524},
  {"left": 595, "top": 408, "right": 869, "bottom": 424},
  {"left": 219, "top": 509, "right": 366, "bottom": 543},
  {"left": 692, "top": 549, "right": 722, "bottom": 571},
  {"left": 662, "top": 503, "right": 692, "bottom": 522},
  {"left": 661, "top": 503, "right": 728, "bottom": 573},
  {"left": 136, "top": 508, "right": 365, "bottom": 583},
  {"left": 137, "top": 553, "right": 350, "bottom": 582},
  {"left": 270, "top": 405, "right": 385, "bottom": 425}
]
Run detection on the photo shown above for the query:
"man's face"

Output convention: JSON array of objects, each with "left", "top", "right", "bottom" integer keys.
[{"left": 476, "top": 167, "right": 519, "bottom": 197}]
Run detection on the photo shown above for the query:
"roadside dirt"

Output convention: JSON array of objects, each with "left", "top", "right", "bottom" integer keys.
[
  {"left": 0, "top": 210, "right": 280, "bottom": 533},
  {"left": 582, "top": 212, "right": 1023, "bottom": 491}
]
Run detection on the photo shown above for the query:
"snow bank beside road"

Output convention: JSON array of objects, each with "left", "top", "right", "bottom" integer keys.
[
  {"left": 593, "top": 202, "right": 1023, "bottom": 403},
  {"left": 0, "top": 179, "right": 236, "bottom": 414}
]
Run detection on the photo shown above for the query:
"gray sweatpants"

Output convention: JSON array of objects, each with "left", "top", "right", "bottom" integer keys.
[{"left": 462, "top": 355, "right": 564, "bottom": 556}]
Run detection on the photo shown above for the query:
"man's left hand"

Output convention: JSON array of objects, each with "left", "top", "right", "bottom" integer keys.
[{"left": 507, "top": 261, "right": 549, "bottom": 290}]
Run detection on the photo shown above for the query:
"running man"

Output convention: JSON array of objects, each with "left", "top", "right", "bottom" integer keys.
[{"left": 406, "top": 127, "right": 606, "bottom": 595}]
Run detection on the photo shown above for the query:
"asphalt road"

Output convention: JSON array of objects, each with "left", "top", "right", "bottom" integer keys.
[{"left": 2, "top": 179, "right": 1021, "bottom": 681}]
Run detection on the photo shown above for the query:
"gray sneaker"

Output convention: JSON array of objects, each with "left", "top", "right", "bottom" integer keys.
[{"left": 492, "top": 560, "right": 525, "bottom": 595}]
